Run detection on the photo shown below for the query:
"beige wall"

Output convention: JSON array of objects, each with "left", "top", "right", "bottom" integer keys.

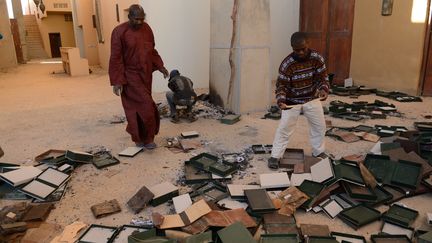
[
  {"left": 270, "top": 0, "right": 299, "bottom": 81},
  {"left": 140, "top": 0, "right": 210, "bottom": 92},
  {"left": 71, "top": 0, "right": 99, "bottom": 65},
  {"left": 96, "top": 0, "right": 137, "bottom": 71},
  {"left": 210, "top": 0, "right": 297, "bottom": 112},
  {"left": 38, "top": 12, "right": 76, "bottom": 57},
  {"left": 95, "top": 0, "right": 210, "bottom": 92},
  {"left": 44, "top": 0, "right": 72, "bottom": 12},
  {"left": 210, "top": 0, "right": 271, "bottom": 113},
  {"left": 350, "top": 0, "right": 428, "bottom": 94},
  {"left": 0, "top": 0, "right": 17, "bottom": 68}
]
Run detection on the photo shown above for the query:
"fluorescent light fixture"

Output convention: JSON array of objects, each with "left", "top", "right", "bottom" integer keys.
[{"left": 411, "top": 0, "right": 427, "bottom": 23}]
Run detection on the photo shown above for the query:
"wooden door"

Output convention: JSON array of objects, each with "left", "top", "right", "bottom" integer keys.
[
  {"left": 421, "top": 0, "right": 432, "bottom": 96},
  {"left": 49, "top": 33, "right": 62, "bottom": 58},
  {"left": 10, "top": 19, "right": 24, "bottom": 64},
  {"left": 300, "top": 0, "right": 355, "bottom": 85},
  {"left": 300, "top": 0, "right": 328, "bottom": 55}
]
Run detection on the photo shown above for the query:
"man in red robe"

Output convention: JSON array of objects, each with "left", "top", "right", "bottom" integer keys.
[{"left": 109, "top": 4, "right": 169, "bottom": 149}]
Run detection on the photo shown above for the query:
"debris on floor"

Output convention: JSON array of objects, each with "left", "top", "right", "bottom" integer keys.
[
  {"left": 110, "top": 115, "right": 126, "bottom": 124},
  {"left": 1, "top": 94, "right": 432, "bottom": 242},
  {"left": 331, "top": 84, "right": 422, "bottom": 102},
  {"left": 328, "top": 99, "right": 402, "bottom": 121}
]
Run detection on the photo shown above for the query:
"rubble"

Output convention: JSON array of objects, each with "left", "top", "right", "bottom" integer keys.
[{"left": 1, "top": 96, "right": 432, "bottom": 242}]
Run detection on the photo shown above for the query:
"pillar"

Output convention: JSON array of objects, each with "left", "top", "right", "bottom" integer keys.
[
  {"left": 210, "top": 0, "right": 271, "bottom": 113},
  {"left": 12, "top": 0, "right": 28, "bottom": 63},
  {"left": 0, "top": 0, "right": 18, "bottom": 68}
]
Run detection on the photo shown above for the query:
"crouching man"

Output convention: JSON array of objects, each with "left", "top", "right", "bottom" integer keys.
[{"left": 166, "top": 70, "right": 198, "bottom": 123}]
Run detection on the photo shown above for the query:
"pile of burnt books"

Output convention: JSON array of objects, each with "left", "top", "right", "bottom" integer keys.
[
  {"left": 376, "top": 90, "right": 422, "bottom": 102},
  {"left": 330, "top": 84, "right": 423, "bottom": 103},
  {"left": 0, "top": 149, "right": 120, "bottom": 203},
  {"left": 183, "top": 153, "right": 239, "bottom": 184},
  {"left": 0, "top": 202, "right": 55, "bottom": 241},
  {"left": 325, "top": 124, "right": 412, "bottom": 143},
  {"left": 331, "top": 85, "right": 377, "bottom": 97},
  {"left": 328, "top": 100, "right": 400, "bottom": 121},
  {"left": 326, "top": 125, "right": 381, "bottom": 143},
  {"left": 263, "top": 106, "right": 282, "bottom": 120}
]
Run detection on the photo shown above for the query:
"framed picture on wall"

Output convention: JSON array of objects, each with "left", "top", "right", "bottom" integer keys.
[{"left": 382, "top": 0, "right": 394, "bottom": 16}]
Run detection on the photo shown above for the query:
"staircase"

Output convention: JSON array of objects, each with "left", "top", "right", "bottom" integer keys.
[{"left": 23, "top": 15, "right": 48, "bottom": 59}]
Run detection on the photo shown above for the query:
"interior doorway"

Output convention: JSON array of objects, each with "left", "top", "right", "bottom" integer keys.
[
  {"left": 420, "top": 0, "right": 432, "bottom": 96},
  {"left": 10, "top": 19, "right": 24, "bottom": 64},
  {"left": 300, "top": 0, "right": 356, "bottom": 85},
  {"left": 49, "top": 33, "right": 62, "bottom": 58}
]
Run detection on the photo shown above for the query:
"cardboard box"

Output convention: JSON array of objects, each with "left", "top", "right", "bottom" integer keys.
[
  {"left": 382, "top": 204, "right": 418, "bottom": 228},
  {"left": 330, "top": 232, "right": 366, "bottom": 243},
  {"left": 217, "top": 221, "right": 254, "bottom": 243},
  {"left": 77, "top": 224, "right": 117, "bottom": 243},
  {"left": 338, "top": 204, "right": 381, "bottom": 229},
  {"left": 127, "top": 186, "right": 154, "bottom": 214},
  {"left": 0, "top": 166, "right": 42, "bottom": 187},
  {"left": 149, "top": 182, "right": 179, "bottom": 207},
  {"left": 244, "top": 189, "right": 276, "bottom": 213},
  {"left": 157, "top": 200, "right": 211, "bottom": 229},
  {"left": 90, "top": 199, "right": 121, "bottom": 218},
  {"left": 65, "top": 150, "right": 93, "bottom": 163},
  {"left": 220, "top": 114, "right": 241, "bottom": 125}
]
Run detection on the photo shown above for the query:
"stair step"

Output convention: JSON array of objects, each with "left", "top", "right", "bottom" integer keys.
[{"left": 23, "top": 14, "right": 48, "bottom": 59}]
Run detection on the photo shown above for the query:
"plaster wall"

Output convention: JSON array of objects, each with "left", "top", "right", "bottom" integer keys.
[
  {"left": 38, "top": 12, "right": 76, "bottom": 57},
  {"left": 71, "top": 0, "right": 99, "bottom": 65},
  {"left": 269, "top": 0, "right": 299, "bottom": 81},
  {"left": 95, "top": 0, "right": 210, "bottom": 92},
  {"left": 350, "top": 0, "right": 427, "bottom": 94},
  {"left": 12, "top": 0, "right": 28, "bottom": 62},
  {"left": 95, "top": 0, "right": 137, "bottom": 72},
  {"left": 44, "top": 0, "right": 72, "bottom": 12},
  {"left": 209, "top": 0, "right": 234, "bottom": 107},
  {"left": 0, "top": 0, "right": 18, "bottom": 68},
  {"left": 210, "top": 0, "right": 271, "bottom": 113}
]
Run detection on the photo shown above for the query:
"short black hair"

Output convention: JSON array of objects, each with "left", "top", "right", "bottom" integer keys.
[
  {"left": 128, "top": 4, "right": 145, "bottom": 20},
  {"left": 291, "top": 32, "right": 307, "bottom": 46}
]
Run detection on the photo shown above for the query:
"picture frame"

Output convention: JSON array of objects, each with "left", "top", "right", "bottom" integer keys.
[{"left": 382, "top": 0, "right": 394, "bottom": 16}]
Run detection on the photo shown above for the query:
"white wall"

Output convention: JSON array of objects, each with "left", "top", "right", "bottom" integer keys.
[
  {"left": 0, "top": 0, "right": 17, "bottom": 68},
  {"left": 140, "top": 0, "right": 210, "bottom": 92},
  {"left": 270, "top": 0, "right": 299, "bottom": 81},
  {"left": 96, "top": 0, "right": 209, "bottom": 93}
]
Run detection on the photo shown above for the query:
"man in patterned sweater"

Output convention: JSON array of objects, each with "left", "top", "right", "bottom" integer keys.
[{"left": 268, "top": 32, "right": 329, "bottom": 169}]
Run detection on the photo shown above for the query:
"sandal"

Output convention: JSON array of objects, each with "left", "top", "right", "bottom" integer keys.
[{"left": 267, "top": 157, "right": 279, "bottom": 170}]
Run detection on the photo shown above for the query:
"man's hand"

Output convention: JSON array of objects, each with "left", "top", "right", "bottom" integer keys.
[
  {"left": 113, "top": 85, "right": 123, "bottom": 96},
  {"left": 159, "top": 67, "right": 169, "bottom": 79},
  {"left": 317, "top": 89, "right": 328, "bottom": 101},
  {"left": 278, "top": 101, "right": 293, "bottom": 110}
]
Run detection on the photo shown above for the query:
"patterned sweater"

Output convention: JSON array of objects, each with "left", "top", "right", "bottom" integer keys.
[{"left": 276, "top": 49, "right": 329, "bottom": 105}]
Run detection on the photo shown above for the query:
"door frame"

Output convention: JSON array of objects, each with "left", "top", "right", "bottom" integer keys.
[
  {"left": 419, "top": 0, "right": 432, "bottom": 95},
  {"left": 300, "top": 0, "right": 355, "bottom": 85},
  {"left": 49, "top": 32, "right": 62, "bottom": 58}
]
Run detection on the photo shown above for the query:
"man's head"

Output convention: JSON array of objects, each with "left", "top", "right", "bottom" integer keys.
[
  {"left": 128, "top": 4, "right": 145, "bottom": 30},
  {"left": 291, "top": 32, "right": 309, "bottom": 60},
  {"left": 170, "top": 69, "right": 180, "bottom": 80}
]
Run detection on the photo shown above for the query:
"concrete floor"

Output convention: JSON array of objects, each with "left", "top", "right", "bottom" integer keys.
[{"left": 0, "top": 61, "right": 431, "bottom": 238}]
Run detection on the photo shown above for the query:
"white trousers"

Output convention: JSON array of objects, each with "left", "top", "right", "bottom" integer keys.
[{"left": 271, "top": 99, "right": 326, "bottom": 159}]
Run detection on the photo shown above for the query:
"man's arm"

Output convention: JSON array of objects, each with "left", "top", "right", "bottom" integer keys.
[
  {"left": 275, "top": 58, "right": 292, "bottom": 109},
  {"left": 108, "top": 27, "right": 127, "bottom": 96},
  {"left": 108, "top": 27, "right": 126, "bottom": 86},
  {"left": 146, "top": 24, "right": 168, "bottom": 78},
  {"left": 314, "top": 54, "right": 330, "bottom": 101}
]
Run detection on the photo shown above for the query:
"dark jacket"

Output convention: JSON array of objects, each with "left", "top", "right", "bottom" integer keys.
[{"left": 168, "top": 75, "right": 197, "bottom": 105}]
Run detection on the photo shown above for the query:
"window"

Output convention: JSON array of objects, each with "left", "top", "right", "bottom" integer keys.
[
  {"left": 54, "top": 3, "right": 68, "bottom": 9},
  {"left": 64, "top": 14, "right": 73, "bottom": 22},
  {"left": 94, "top": 0, "right": 104, "bottom": 43}
]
